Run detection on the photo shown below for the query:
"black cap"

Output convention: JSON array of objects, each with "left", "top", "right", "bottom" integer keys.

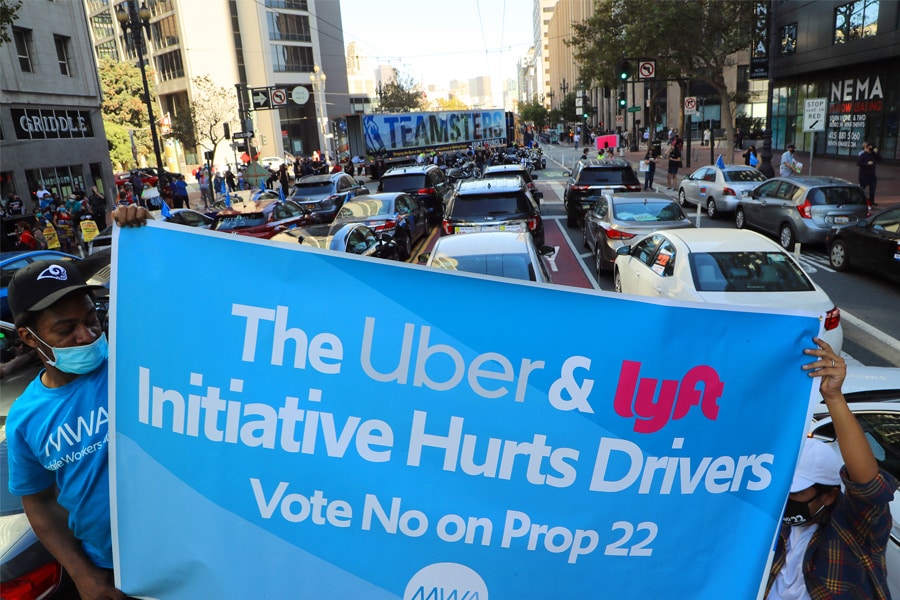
[
  {"left": 7, "top": 260, "right": 103, "bottom": 323},
  {"left": 788, "top": 144, "right": 796, "bottom": 150}
]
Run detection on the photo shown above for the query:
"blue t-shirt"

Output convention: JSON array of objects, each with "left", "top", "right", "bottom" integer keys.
[{"left": 6, "top": 361, "right": 112, "bottom": 568}]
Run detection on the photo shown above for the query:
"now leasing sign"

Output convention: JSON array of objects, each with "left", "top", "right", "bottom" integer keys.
[{"left": 110, "top": 223, "right": 821, "bottom": 599}]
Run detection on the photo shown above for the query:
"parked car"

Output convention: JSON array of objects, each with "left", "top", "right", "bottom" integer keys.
[
  {"left": 333, "top": 193, "right": 428, "bottom": 260},
  {"left": 290, "top": 173, "right": 368, "bottom": 223},
  {"left": 377, "top": 165, "right": 454, "bottom": 227},
  {"left": 259, "top": 156, "right": 288, "bottom": 171},
  {"left": 735, "top": 176, "right": 869, "bottom": 249},
  {"left": 271, "top": 223, "right": 400, "bottom": 260},
  {"left": 613, "top": 228, "right": 844, "bottom": 353},
  {"left": 563, "top": 158, "right": 642, "bottom": 227},
  {"left": 1, "top": 250, "right": 81, "bottom": 322},
  {"left": 481, "top": 164, "right": 543, "bottom": 204},
  {"left": 420, "top": 231, "right": 554, "bottom": 283},
  {"left": 677, "top": 164, "right": 767, "bottom": 219},
  {"left": 213, "top": 199, "right": 315, "bottom": 239},
  {"left": 442, "top": 177, "right": 545, "bottom": 246},
  {"left": 88, "top": 209, "right": 214, "bottom": 255},
  {"left": 827, "top": 206, "right": 900, "bottom": 284},
  {"left": 583, "top": 192, "right": 693, "bottom": 275}
]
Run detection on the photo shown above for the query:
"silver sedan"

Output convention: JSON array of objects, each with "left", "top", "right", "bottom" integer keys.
[{"left": 677, "top": 165, "right": 767, "bottom": 219}]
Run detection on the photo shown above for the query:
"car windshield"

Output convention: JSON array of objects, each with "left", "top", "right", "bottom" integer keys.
[
  {"left": 380, "top": 175, "right": 426, "bottom": 192},
  {"left": 214, "top": 213, "right": 267, "bottom": 231},
  {"left": 453, "top": 194, "right": 529, "bottom": 217},
  {"left": 723, "top": 169, "right": 767, "bottom": 183},
  {"left": 807, "top": 186, "right": 867, "bottom": 206},
  {"left": 579, "top": 168, "right": 640, "bottom": 185},
  {"left": 432, "top": 253, "right": 534, "bottom": 281},
  {"left": 690, "top": 251, "right": 814, "bottom": 292},
  {"left": 613, "top": 201, "right": 686, "bottom": 222},
  {"left": 338, "top": 199, "right": 391, "bottom": 217}
]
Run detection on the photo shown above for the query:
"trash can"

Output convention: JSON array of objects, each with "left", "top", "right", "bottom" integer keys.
[{"left": 651, "top": 140, "right": 662, "bottom": 158}]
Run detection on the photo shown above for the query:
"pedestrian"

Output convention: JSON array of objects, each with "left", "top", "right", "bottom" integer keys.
[
  {"left": 735, "top": 127, "right": 744, "bottom": 150},
  {"left": 857, "top": 143, "right": 881, "bottom": 207},
  {"left": 580, "top": 148, "right": 590, "bottom": 162},
  {"left": 742, "top": 145, "right": 759, "bottom": 168},
  {"left": 764, "top": 337, "right": 897, "bottom": 598},
  {"left": 7, "top": 193, "right": 25, "bottom": 215},
  {"left": 197, "top": 167, "right": 211, "bottom": 208},
  {"left": 225, "top": 169, "right": 237, "bottom": 193},
  {"left": 703, "top": 128, "right": 710, "bottom": 147},
  {"left": 53, "top": 205, "right": 79, "bottom": 256},
  {"left": 15, "top": 221, "right": 39, "bottom": 250},
  {"left": 129, "top": 170, "right": 144, "bottom": 201},
  {"left": 278, "top": 163, "right": 289, "bottom": 193},
  {"left": 574, "top": 132, "right": 581, "bottom": 147},
  {"left": 666, "top": 138, "right": 682, "bottom": 190},
  {"left": 779, "top": 144, "right": 801, "bottom": 177},
  {"left": 642, "top": 145, "right": 659, "bottom": 191},
  {"left": 88, "top": 186, "right": 107, "bottom": 230},
  {"left": 5, "top": 205, "right": 150, "bottom": 600},
  {"left": 173, "top": 175, "right": 189, "bottom": 209}
]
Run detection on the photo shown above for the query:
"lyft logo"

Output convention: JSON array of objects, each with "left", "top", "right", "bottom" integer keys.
[{"left": 613, "top": 361, "right": 724, "bottom": 433}]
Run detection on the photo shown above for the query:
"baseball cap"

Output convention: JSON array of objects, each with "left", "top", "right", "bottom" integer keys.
[
  {"left": 7, "top": 260, "right": 103, "bottom": 323},
  {"left": 787, "top": 144, "right": 796, "bottom": 150},
  {"left": 790, "top": 438, "right": 843, "bottom": 492}
]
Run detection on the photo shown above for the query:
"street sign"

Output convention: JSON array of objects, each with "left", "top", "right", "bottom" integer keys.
[
  {"left": 684, "top": 97, "right": 698, "bottom": 115},
  {"left": 249, "top": 87, "right": 271, "bottom": 110},
  {"left": 291, "top": 85, "right": 310, "bottom": 105},
  {"left": 627, "top": 106, "right": 641, "bottom": 113},
  {"left": 575, "top": 94, "right": 583, "bottom": 110},
  {"left": 232, "top": 131, "right": 253, "bottom": 139},
  {"left": 638, "top": 60, "right": 656, "bottom": 79},
  {"left": 271, "top": 88, "right": 287, "bottom": 106},
  {"left": 803, "top": 97, "right": 827, "bottom": 132}
]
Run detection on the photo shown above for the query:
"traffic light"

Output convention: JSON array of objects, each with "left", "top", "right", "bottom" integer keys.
[
  {"left": 618, "top": 61, "right": 632, "bottom": 81},
  {"left": 583, "top": 112, "right": 590, "bottom": 119},
  {"left": 618, "top": 92, "right": 627, "bottom": 108},
  {"left": 223, "top": 122, "right": 231, "bottom": 139}
]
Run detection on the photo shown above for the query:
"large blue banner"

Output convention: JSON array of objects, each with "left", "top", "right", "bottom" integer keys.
[
  {"left": 110, "top": 223, "right": 821, "bottom": 599},
  {"left": 363, "top": 110, "right": 507, "bottom": 158}
]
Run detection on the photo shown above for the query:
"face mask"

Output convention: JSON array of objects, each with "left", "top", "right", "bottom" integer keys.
[
  {"left": 782, "top": 492, "right": 829, "bottom": 527},
  {"left": 28, "top": 328, "right": 108, "bottom": 374}
]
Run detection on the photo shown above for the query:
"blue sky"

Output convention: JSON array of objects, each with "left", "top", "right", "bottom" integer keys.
[{"left": 338, "top": 0, "right": 533, "bottom": 94}]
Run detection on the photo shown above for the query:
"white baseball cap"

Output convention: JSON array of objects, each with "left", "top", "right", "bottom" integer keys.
[{"left": 790, "top": 438, "right": 844, "bottom": 493}]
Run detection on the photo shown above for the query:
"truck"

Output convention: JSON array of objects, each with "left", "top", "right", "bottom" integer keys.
[{"left": 342, "top": 109, "right": 519, "bottom": 178}]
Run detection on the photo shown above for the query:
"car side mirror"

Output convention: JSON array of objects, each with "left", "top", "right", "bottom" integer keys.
[
  {"left": 539, "top": 245, "right": 556, "bottom": 257},
  {"left": 564, "top": 170, "right": 572, "bottom": 177},
  {"left": 616, "top": 245, "right": 631, "bottom": 256},
  {"left": 417, "top": 252, "right": 430, "bottom": 264}
]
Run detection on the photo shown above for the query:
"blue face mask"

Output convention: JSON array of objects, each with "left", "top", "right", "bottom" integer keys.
[{"left": 28, "top": 329, "right": 108, "bottom": 374}]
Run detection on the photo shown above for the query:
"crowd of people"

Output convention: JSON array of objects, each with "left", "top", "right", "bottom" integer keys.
[{"left": 3, "top": 185, "right": 108, "bottom": 256}]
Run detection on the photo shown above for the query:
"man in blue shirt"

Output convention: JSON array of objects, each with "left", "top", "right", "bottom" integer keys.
[{"left": 6, "top": 205, "right": 148, "bottom": 600}]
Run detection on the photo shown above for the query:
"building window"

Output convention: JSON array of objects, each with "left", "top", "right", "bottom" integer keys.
[
  {"left": 834, "top": 0, "right": 879, "bottom": 44},
  {"left": 87, "top": 0, "right": 109, "bottom": 12},
  {"left": 96, "top": 40, "right": 117, "bottom": 60},
  {"left": 267, "top": 12, "right": 311, "bottom": 42},
  {"left": 779, "top": 22, "right": 797, "bottom": 54},
  {"left": 265, "top": 0, "right": 308, "bottom": 10},
  {"left": 55, "top": 35, "right": 72, "bottom": 76},
  {"left": 154, "top": 49, "right": 184, "bottom": 81},
  {"left": 150, "top": 15, "right": 179, "bottom": 51},
  {"left": 90, "top": 12, "right": 116, "bottom": 41},
  {"left": 150, "top": 0, "right": 175, "bottom": 18},
  {"left": 13, "top": 28, "right": 33, "bottom": 73},
  {"left": 271, "top": 44, "right": 314, "bottom": 73}
]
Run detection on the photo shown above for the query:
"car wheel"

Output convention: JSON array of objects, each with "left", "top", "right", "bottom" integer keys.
[
  {"left": 399, "top": 231, "right": 412, "bottom": 260},
  {"left": 779, "top": 223, "right": 796, "bottom": 250},
  {"left": 582, "top": 223, "right": 591, "bottom": 250},
  {"left": 614, "top": 269, "right": 623, "bottom": 293},
  {"left": 594, "top": 247, "right": 608, "bottom": 276},
  {"left": 678, "top": 189, "right": 687, "bottom": 206},
  {"left": 706, "top": 198, "right": 718, "bottom": 220},
  {"left": 735, "top": 207, "right": 746, "bottom": 229},
  {"left": 829, "top": 239, "right": 850, "bottom": 271}
]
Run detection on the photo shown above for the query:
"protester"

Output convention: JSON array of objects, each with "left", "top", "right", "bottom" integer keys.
[
  {"left": 173, "top": 174, "right": 189, "bottom": 209},
  {"left": 7, "top": 193, "right": 26, "bottom": 215},
  {"left": 15, "top": 221, "right": 39, "bottom": 250},
  {"left": 779, "top": 144, "right": 801, "bottom": 177},
  {"left": 742, "top": 145, "right": 759, "bottom": 168},
  {"left": 765, "top": 338, "right": 897, "bottom": 598},
  {"left": 666, "top": 138, "right": 682, "bottom": 190},
  {"left": 642, "top": 145, "right": 659, "bottom": 191},
  {"left": 5, "top": 205, "right": 149, "bottom": 600},
  {"left": 88, "top": 187, "right": 107, "bottom": 230},
  {"left": 857, "top": 143, "right": 882, "bottom": 207},
  {"left": 53, "top": 204, "right": 79, "bottom": 255}
]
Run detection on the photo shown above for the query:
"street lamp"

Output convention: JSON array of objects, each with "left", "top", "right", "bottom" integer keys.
[
  {"left": 547, "top": 89, "right": 555, "bottom": 110},
  {"left": 116, "top": 1, "right": 166, "bottom": 188},
  {"left": 560, "top": 79, "right": 568, "bottom": 97},
  {"left": 310, "top": 65, "right": 329, "bottom": 163},
  {"left": 376, "top": 81, "right": 385, "bottom": 113}
]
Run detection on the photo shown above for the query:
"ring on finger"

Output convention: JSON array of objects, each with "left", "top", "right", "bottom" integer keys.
[{"left": 831, "top": 359, "right": 836, "bottom": 367}]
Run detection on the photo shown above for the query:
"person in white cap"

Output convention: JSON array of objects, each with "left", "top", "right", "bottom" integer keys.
[{"left": 765, "top": 337, "right": 897, "bottom": 599}]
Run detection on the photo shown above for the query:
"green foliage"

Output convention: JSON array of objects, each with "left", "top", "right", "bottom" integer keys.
[
  {"left": 98, "top": 58, "right": 156, "bottom": 168},
  {"left": 435, "top": 96, "right": 470, "bottom": 111},
  {"left": 379, "top": 70, "right": 425, "bottom": 112},
  {"left": 0, "top": 0, "right": 22, "bottom": 47},
  {"left": 559, "top": 92, "right": 578, "bottom": 124},
  {"left": 519, "top": 99, "right": 549, "bottom": 129},
  {"left": 735, "top": 114, "right": 765, "bottom": 138}
]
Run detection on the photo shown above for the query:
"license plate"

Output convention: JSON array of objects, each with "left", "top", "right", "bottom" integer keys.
[
  {"left": 455, "top": 226, "right": 480, "bottom": 233},
  {"left": 488, "top": 223, "right": 526, "bottom": 233},
  {"left": 834, "top": 216, "right": 850, "bottom": 224}
]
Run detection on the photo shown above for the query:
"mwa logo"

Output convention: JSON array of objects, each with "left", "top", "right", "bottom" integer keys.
[
  {"left": 404, "top": 563, "right": 488, "bottom": 600},
  {"left": 613, "top": 360, "right": 724, "bottom": 433}
]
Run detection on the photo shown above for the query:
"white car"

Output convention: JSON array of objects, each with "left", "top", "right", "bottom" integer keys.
[
  {"left": 259, "top": 156, "right": 287, "bottom": 171},
  {"left": 613, "top": 228, "right": 843, "bottom": 353},
  {"left": 419, "top": 231, "right": 555, "bottom": 283}
]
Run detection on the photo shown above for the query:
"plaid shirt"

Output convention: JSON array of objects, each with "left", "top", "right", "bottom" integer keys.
[{"left": 766, "top": 467, "right": 898, "bottom": 599}]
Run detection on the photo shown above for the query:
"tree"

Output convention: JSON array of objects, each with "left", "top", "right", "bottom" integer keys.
[
  {"left": 379, "top": 69, "right": 425, "bottom": 112},
  {"left": 168, "top": 75, "right": 238, "bottom": 166},
  {"left": 0, "top": 0, "right": 21, "bottom": 47},
  {"left": 569, "top": 0, "right": 754, "bottom": 153},
  {"left": 519, "top": 99, "right": 549, "bottom": 129},
  {"left": 435, "top": 96, "right": 470, "bottom": 111},
  {"left": 98, "top": 58, "right": 158, "bottom": 170},
  {"left": 559, "top": 92, "right": 578, "bottom": 125}
]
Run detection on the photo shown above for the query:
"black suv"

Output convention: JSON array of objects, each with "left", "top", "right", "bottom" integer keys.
[
  {"left": 442, "top": 177, "right": 545, "bottom": 246},
  {"left": 378, "top": 165, "right": 453, "bottom": 227},
  {"left": 563, "top": 158, "right": 642, "bottom": 227},
  {"left": 290, "top": 172, "right": 368, "bottom": 223},
  {"left": 481, "top": 164, "right": 543, "bottom": 204}
]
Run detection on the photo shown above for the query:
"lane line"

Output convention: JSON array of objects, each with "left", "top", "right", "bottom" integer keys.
[
  {"left": 548, "top": 216, "right": 600, "bottom": 290},
  {"left": 842, "top": 309, "right": 900, "bottom": 353}
]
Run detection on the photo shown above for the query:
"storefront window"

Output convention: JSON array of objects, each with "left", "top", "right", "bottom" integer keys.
[{"left": 26, "top": 166, "right": 86, "bottom": 202}]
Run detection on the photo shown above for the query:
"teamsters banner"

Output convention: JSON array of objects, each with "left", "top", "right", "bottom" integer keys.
[
  {"left": 110, "top": 223, "right": 821, "bottom": 599},
  {"left": 363, "top": 110, "right": 507, "bottom": 157}
]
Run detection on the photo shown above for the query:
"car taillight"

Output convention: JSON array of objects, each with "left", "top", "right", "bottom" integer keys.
[
  {"left": 604, "top": 227, "right": 636, "bottom": 240},
  {"left": 1, "top": 561, "right": 62, "bottom": 600},
  {"left": 797, "top": 198, "right": 812, "bottom": 219},
  {"left": 571, "top": 185, "right": 590, "bottom": 191},
  {"left": 442, "top": 219, "right": 452, "bottom": 235},
  {"left": 824, "top": 306, "right": 841, "bottom": 331},
  {"left": 527, "top": 217, "right": 538, "bottom": 231},
  {"left": 417, "top": 188, "right": 436, "bottom": 195},
  {"left": 722, "top": 187, "right": 737, "bottom": 196}
]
